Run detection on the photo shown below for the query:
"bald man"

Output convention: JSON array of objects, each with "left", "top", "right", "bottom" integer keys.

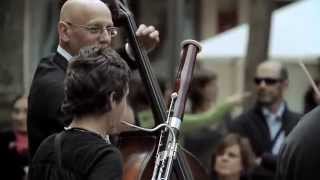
[
  {"left": 227, "top": 61, "right": 300, "bottom": 180},
  {"left": 27, "top": 0, "right": 159, "bottom": 157}
]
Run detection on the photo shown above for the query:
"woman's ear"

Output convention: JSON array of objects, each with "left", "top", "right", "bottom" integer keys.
[
  {"left": 58, "top": 21, "right": 70, "bottom": 42},
  {"left": 109, "top": 91, "right": 116, "bottom": 110}
]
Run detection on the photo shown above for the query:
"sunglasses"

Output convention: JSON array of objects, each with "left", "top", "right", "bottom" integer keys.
[{"left": 254, "top": 77, "right": 282, "bottom": 85}]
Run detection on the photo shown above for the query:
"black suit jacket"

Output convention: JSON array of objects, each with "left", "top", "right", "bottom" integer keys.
[{"left": 27, "top": 48, "right": 135, "bottom": 158}]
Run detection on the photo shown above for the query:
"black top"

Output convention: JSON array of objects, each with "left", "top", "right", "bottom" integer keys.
[
  {"left": 276, "top": 106, "right": 320, "bottom": 180},
  {"left": 28, "top": 129, "right": 123, "bottom": 180}
]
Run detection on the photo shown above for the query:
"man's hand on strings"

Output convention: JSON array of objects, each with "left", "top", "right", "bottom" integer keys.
[{"left": 136, "top": 24, "right": 160, "bottom": 52}]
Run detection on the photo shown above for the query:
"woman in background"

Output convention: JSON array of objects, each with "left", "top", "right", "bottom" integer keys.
[
  {"left": 135, "top": 63, "right": 250, "bottom": 132},
  {"left": 0, "top": 95, "right": 29, "bottom": 180},
  {"left": 211, "top": 133, "right": 256, "bottom": 180}
]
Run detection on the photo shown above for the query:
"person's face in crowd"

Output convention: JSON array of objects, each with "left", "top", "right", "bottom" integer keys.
[
  {"left": 108, "top": 88, "right": 129, "bottom": 134},
  {"left": 11, "top": 96, "right": 28, "bottom": 133},
  {"left": 254, "top": 62, "right": 287, "bottom": 106},
  {"left": 214, "top": 144, "right": 243, "bottom": 178},
  {"left": 59, "top": 0, "right": 115, "bottom": 55}
]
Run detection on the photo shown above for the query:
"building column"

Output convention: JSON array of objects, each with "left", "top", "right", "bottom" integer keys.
[
  {"left": 200, "top": 0, "right": 218, "bottom": 40},
  {"left": 238, "top": 0, "right": 251, "bottom": 24}
]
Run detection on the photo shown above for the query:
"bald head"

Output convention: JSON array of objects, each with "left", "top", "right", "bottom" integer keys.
[
  {"left": 58, "top": 0, "right": 113, "bottom": 55},
  {"left": 256, "top": 61, "right": 288, "bottom": 81},
  {"left": 60, "top": 0, "right": 111, "bottom": 23}
]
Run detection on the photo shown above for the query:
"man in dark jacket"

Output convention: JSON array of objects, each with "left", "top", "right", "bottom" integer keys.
[
  {"left": 227, "top": 61, "right": 301, "bottom": 180},
  {"left": 27, "top": 0, "right": 160, "bottom": 158}
]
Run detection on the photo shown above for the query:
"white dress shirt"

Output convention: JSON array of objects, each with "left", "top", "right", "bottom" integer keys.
[{"left": 262, "top": 102, "right": 285, "bottom": 155}]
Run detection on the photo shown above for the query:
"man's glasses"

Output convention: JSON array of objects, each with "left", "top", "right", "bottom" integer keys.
[
  {"left": 254, "top": 77, "right": 282, "bottom": 85},
  {"left": 66, "top": 22, "right": 119, "bottom": 37}
]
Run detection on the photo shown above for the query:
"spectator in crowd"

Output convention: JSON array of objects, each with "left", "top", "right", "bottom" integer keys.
[
  {"left": 227, "top": 61, "right": 301, "bottom": 180},
  {"left": 28, "top": 47, "right": 130, "bottom": 180},
  {"left": 27, "top": 0, "right": 160, "bottom": 158},
  {"left": 182, "top": 63, "right": 250, "bottom": 168},
  {"left": 0, "top": 95, "right": 29, "bottom": 180},
  {"left": 211, "top": 133, "right": 256, "bottom": 180},
  {"left": 303, "top": 79, "right": 320, "bottom": 114},
  {"left": 136, "top": 63, "right": 249, "bottom": 130}
]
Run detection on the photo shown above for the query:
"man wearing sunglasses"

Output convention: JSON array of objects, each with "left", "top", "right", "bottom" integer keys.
[
  {"left": 27, "top": 0, "right": 160, "bottom": 158},
  {"left": 227, "top": 61, "right": 301, "bottom": 180}
]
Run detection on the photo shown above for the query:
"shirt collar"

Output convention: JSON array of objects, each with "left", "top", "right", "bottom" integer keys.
[
  {"left": 64, "top": 126, "right": 111, "bottom": 144},
  {"left": 262, "top": 102, "right": 285, "bottom": 119},
  {"left": 57, "top": 45, "right": 73, "bottom": 62}
]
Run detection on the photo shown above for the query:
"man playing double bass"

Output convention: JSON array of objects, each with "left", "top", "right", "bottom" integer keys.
[{"left": 27, "top": 0, "right": 160, "bottom": 158}]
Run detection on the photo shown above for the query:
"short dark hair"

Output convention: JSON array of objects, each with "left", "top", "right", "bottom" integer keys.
[{"left": 62, "top": 46, "right": 130, "bottom": 118}]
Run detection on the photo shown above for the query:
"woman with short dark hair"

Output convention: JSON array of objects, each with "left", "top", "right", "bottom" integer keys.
[
  {"left": 28, "top": 46, "right": 130, "bottom": 180},
  {"left": 211, "top": 133, "right": 256, "bottom": 180}
]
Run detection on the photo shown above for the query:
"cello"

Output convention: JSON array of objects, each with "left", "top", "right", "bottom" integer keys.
[{"left": 113, "top": 1, "right": 211, "bottom": 179}]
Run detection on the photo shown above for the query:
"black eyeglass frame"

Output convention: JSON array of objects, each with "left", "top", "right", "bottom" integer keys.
[{"left": 254, "top": 77, "right": 283, "bottom": 85}]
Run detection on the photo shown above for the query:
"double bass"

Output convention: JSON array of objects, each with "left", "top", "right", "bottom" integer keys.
[{"left": 113, "top": 1, "right": 211, "bottom": 179}]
